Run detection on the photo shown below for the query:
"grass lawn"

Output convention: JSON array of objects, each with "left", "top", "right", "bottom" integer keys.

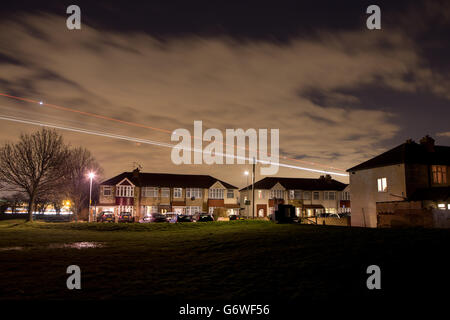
[{"left": 0, "top": 219, "right": 449, "bottom": 302}]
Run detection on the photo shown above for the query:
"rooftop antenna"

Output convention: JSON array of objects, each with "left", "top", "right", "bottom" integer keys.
[{"left": 132, "top": 162, "right": 143, "bottom": 171}]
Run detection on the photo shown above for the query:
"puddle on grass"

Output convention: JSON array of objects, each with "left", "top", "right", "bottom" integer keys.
[
  {"left": 0, "top": 242, "right": 105, "bottom": 251},
  {"left": 0, "top": 246, "right": 23, "bottom": 252}
]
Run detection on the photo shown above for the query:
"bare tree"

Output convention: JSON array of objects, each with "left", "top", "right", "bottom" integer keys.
[
  {"left": 0, "top": 128, "right": 70, "bottom": 222},
  {"left": 65, "top": 147, "right": 103, "bottom": 221}
]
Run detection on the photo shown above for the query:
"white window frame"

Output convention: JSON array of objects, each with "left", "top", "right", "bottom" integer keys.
[
  {"left": 270, "top": 189, "right": 284, "bottom": 199},
  {"left": 324, "top": 191, "right": 336, "bottom": 200},
  {"left": 173, "top": 188, "right": 183, "bottom": 198},
  {"left": 303, "top": 191, "right": 311, "bottom": 200},
  {"left": 313, "top": 191, "right": 320, "bottom": 200},
  {"left": 142, "top": 187, "right": 158, "bottom": 198},
  {"left": 102, "top": 186, "right": 112, "bottom": 196},
  {"left": 186, "top": 188, "right": 202, "bottom": 199},
  {"left": 289, "top": 190, "right": 301, "bottom": 200},
  {"left": 377, "top": 178, "right": 387, "bottom": 192},
  {"left": 161, "top": 188, "right": 170, "bottom": 197},
  {"left": 209, "top": 188, "right": 224, "bottom": 199},
  {"left": 186, "top": 206, "right": 201, "bottom": 215},
  {"left": 116, "top": 185, "right": 134, "bottom": 197},
  {"left": 227, "top": 189, "right": 234, "bottom": 199}
]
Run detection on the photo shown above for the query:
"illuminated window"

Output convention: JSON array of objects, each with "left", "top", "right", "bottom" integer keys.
[
  {"left": 438, "top": 203, "right": 446, "bottom": 210},
  {"left": 432, "top": 165, "right": 447, "bottom": 184},
  {"left": 377, "top": 178, "right": 387, "bottom": 192},
  {"left": 257, "top": 190, "right": 263, "bottom": 199}
]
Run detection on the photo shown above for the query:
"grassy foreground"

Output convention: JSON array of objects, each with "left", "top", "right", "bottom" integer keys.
[{"left": 0, "top": 219, "right": 449, "bottom": 301}]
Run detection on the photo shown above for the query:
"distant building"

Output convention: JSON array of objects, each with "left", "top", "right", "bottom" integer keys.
[
  {"left": 240, "top": 175, "right": 349, "bottom": 218},
  {"left": 347, "top": 136, "right": 450, "bottom": 228},
  {"left": 97, "top": 168, "right": 239, "bottom": 220}
]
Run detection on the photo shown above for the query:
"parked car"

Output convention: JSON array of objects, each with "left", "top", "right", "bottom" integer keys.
[
  {"left": 97, "top": 212, "right": 115, "bottom": 223},
  {"left": 229, "top": 214, "right": 244, "bottom": 221},
  {"left": 118, "top": 212, "right": 134, "bottom": 223},
  {"left": 140, "top": 212, "right": 167, "bottom": 223},
  {"left": 197, "top": 214, "right": 214, "bottom": 222},
  {"left": 177, "top": 214, "right": 194, "bottom": 222},
  {"left": 165, "top": 212, "right": 178, "bottom": 223}
]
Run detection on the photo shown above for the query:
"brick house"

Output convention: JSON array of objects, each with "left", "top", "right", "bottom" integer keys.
[
  {"left": 97, "top": 168, "right": 239, "bottom": 220},
  {"left": 239, "top": 175, "right": 349, "bottom": 218},
  {"left": 347, "top": 136, "right": 450, "bottom": 228}
]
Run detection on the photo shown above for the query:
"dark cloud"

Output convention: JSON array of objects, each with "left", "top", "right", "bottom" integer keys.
[{"left": 0, "top": 3, "right": 449, "bottom": 186}]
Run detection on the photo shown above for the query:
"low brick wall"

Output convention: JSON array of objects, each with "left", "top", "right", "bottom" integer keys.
[
  {"left": 301, "top": 217, "right": 350, "bottom": 226},
  {"left": 317, "top": 217, "right": 350, "bottom": 226},
  {"left": 378, "top": 209, "right": 434, "bottom": 228}
]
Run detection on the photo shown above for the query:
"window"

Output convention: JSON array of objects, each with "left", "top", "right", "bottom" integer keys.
[
  {"left": 437, "top": 203, "right": 446, "bottom": 210},
  {"left": 227, "top": 189, "right": 235, "bottom": 199},
  {"left": 116, "top": 185, "right": 134, "bottom": 197},
  {"left": 186, "top": 188, "right": 202, "bottom": 199},
  {"left": 173, "top": 188, "right": 182, "bottom": 198},
  {"left": 313, "top": 191, "right": 320, "bottom": 200},
  {"left": 289, "top": 190, "right": 301, "bottom": 199},
  {"left": 324, "top": 191, "right": 336, "bottom": 200},
  {"left": 102, "top": 186, "right": 112, "bottom": 196},
  {"left": 270, "top": 189, "right": 284, "bottom": 199},
  {"left": 341, "top": 191, "right": 350, "bottom": 201},
  {"left": 186, "top": 206, "right": 200, "bottom": 215},
  {"left": 161, "top": 188, "right": 170, "bottom": 197},
  {"left": 432, "top": 165, "right": 447, "bottom": 184},
  {"left": 303, "top": 191, "right": 311, "bottom": 200},
  {"left": 209, "top": 189, "right": 224, "bottom": 199},
  {"left": 208, "top": 206, "right": 218, "bottom": 214},
  {"left": 257, "top": 190, "right": 263, "bottom": 199},
  {"left": 377, "top": 178, "right": 387, "bottom": 192},
  {"left": 142, "top": 187, "right": 158, "bottom": 197}
]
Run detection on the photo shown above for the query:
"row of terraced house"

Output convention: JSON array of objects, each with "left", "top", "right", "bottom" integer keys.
[{"left": 97, "top": 169, "right": 350, "bottom": 221}]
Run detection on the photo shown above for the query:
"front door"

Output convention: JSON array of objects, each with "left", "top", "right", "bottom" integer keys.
[{"left": 256, "top": 204, "right": 267, "bottom": 217}]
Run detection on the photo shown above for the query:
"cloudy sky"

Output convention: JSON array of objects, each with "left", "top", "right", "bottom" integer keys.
[{"left": 0, "top": 0, "right": 449, "bottom": 187}]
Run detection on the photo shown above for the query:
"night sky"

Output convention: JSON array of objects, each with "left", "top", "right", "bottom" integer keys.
[{"left": 0, "top": 0, "right": 449, "bottom": 187}]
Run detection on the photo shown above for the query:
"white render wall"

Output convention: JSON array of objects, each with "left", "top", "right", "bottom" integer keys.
[{"left": 349, "top": 164, "right": 407, "bottom": 227}]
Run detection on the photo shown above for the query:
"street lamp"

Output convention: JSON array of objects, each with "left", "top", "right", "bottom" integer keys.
[
  {"left": 244, "top": 171, "right": 249, "bottom": 217},
  {"left": 87, "top": 171, "right": 95, "bottom": 222}
]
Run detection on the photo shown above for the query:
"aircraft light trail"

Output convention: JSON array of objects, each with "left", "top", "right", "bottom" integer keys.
[
  {"left": 0, "top": 114, "right": 349, "bottom": 177},
  {"left": 0, "top": 92, "right": 347, "bottom": 172}
]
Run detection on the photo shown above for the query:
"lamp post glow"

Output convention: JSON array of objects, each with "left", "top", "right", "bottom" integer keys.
[{"left": 88, "top": 172, "right": 95, "bottom": 222}]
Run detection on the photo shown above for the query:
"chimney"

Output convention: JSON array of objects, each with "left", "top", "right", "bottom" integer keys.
[
  {"left": 325, "top": 174, "right": 332, "bottom": 180},
  {"left": 419, "top": 135, "right": 435, "bottom": 152},
  {"left": 132, "top": 167, "right": 140, "bottom": 178}
]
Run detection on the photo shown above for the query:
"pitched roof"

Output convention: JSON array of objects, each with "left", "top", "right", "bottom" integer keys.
[
  {"left": 100, "top": 172, "right": 238, "bottom": 189},
  {"left": 240, "top": 176, "right": 347, "bottom": 191},
  {"left": 347, "top": 142, "right": 450, "bottom": 172}
]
